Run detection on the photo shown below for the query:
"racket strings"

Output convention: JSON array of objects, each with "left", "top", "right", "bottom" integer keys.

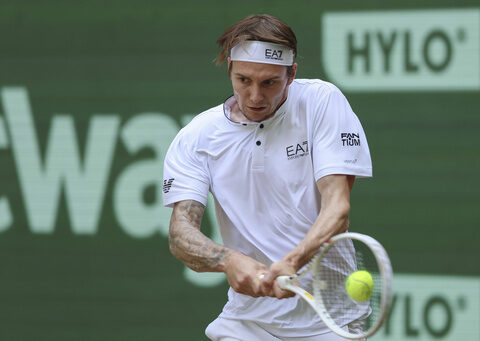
[
  {"left": 313, "top": 238, "right": 384, "bottom": 337},
  {"left": 356, "top": 240, "right": 384, "bottom": 333}
]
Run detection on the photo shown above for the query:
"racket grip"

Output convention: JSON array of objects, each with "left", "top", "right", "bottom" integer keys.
[{"left": 276, "top": 275, "right": 292, "bottom": 289}]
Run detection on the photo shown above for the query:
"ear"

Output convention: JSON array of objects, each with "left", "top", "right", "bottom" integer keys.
[
  {"left": 227, "top": 57, "right": 232, "bottom": 76},
  {"left": 287, "top": 63, "right": 298, "bottom": 85}
]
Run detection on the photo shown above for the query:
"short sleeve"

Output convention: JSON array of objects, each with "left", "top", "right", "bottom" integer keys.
[
  {"left": 311, "top": 87, "right": 372, "bottom": 180},
  {"left": 162, "top": 128, "right": 210, "bottom": 207}
]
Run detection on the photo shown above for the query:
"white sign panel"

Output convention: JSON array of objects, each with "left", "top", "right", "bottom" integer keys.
[
  {"left": 371, "top": 274, "right": 480, "bottom": 340},
  {"left": 322, "top": 9, "right": 480, "bottom": 91}
]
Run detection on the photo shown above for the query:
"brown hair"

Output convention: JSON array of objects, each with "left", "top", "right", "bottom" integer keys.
[{"left": 216, "top": 14, "right": 297, "bottom": 66}]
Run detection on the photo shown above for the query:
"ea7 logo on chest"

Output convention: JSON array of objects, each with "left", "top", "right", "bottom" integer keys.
[
  {"left": 341, "top": 133, "right": 361, "bottom": 146},
  {"left": 286, "top": 141, "right": 309, "bottom": 160},
  {"left": 265, "top": 49, "right": 283, "bottom": 60}
]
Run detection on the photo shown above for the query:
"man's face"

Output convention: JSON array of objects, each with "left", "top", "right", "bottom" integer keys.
[{"left": 229, "top": 59, "right": 297, "bottom": 122}]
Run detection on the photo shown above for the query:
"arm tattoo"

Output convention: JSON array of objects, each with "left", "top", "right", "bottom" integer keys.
[{"left": 169, "top": 200, "right": 230, "bottom": 273}]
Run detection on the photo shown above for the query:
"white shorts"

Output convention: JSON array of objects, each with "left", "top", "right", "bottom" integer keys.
[{"left": 205, "top": 317, "right": 366, "bottom": 341}]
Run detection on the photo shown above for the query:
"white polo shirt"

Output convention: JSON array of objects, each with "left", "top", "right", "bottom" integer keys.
[{"left": 163, "top": 79, "right": 372, "bottom": 337}]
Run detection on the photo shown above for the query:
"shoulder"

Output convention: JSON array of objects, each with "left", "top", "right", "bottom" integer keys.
[
  {"left": 165, "top": 103, "right": 224, "bottom": 163},
  {"left": 174, "top": 103, "right": 224, "bottom": 144},
  {"left": 288, "top": 79, "right": 349, "bottom": 114},
  {"left": 182, "top": 103, "right": 224, "bottom": 133},
  {"left": 290, "top": 79, "right": 344, "bottom": 100}
]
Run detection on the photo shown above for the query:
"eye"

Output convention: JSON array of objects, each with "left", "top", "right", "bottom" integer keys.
[
  {"left": 263, "top": 79, "right": 275, "bottom": 86},
  {"left": 239, "top": 77, "right": 249, "bottom": 83}
]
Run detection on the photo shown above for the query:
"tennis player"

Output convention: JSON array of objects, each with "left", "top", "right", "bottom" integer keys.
[{"left": 163, "top": 14, "right": 372, "bottom": 340}]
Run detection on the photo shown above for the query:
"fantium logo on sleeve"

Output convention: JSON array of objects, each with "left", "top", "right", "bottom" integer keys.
[
  {"left": 163, "top": 178, "right": 174, "bottom": 193},
  {"left": 286, "top": 141, "right": 309, "bottom": 160},
  {"left": 341, "top": 133, "right": 361, "bottom": 146},
  {"left": 265, "top": 48, "right": 284, "bottom": 61}
]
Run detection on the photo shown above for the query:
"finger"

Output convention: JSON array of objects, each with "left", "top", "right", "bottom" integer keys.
[
  {"left": 275, "top": 287, "right": 295, "bottom": 298},
  {"left": 273, "top": 280, "right": 295, "bottom": 299},
  {"left": 262, "top": 271, "right": 274, "bottom": 283},
  {"left": 263, "top": 268, "right": 281, "bottom": 284},
  {"left": 257, "top": 273, "right": 275, "bottom": 297},
  {"left": 252, "top": 271, "right": 271, "bottom": 296}
]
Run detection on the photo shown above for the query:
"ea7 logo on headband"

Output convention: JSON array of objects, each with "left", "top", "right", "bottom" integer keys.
[{"left": 265, "top": 49, "right": 283, "bottom": 60}]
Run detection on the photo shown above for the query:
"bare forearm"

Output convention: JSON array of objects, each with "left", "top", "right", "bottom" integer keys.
[
  {"left": 169, "top": 200, "right": 233, "bottom": 273},
  {"left": 170, "top": 223, "right": 232, "bottom": 272},
  {"left": 283, "top": 175, "right": 352, "bottom": 271},
  {"left": 284, "top": 206, "right": 349, "bottom": 271}
]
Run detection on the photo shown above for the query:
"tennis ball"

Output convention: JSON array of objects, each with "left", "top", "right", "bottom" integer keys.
[{"left": 345, "top": 271, "right": 373, "bottom": 302}]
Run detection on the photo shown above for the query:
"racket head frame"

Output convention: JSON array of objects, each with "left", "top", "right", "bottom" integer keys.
[{"left": 278, "top": 232, "right": 393, "bottom": 340}]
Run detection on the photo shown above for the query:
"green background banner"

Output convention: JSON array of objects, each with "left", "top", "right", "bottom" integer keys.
[{"left": 1, "top": 1, "right": 479, "bottom": 340}]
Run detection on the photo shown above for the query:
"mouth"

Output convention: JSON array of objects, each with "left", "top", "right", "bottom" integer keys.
[{"left": 247, "top": 106, "right": 267, "bottom": 112}]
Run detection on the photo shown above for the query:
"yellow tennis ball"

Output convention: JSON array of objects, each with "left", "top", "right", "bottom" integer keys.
[{"left": 345, "top": 271, "right": 374, "bottom": 302}]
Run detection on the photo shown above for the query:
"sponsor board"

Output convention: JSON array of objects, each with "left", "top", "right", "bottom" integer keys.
[
  {"left": 371, "top": 274, "right": 480, "bottom": 340},
  {"left": 322, "top": 9, "right": 480, "bottom": 91},
  {"left": 0, "top": 87, "right": 224, "bottom": 286}
]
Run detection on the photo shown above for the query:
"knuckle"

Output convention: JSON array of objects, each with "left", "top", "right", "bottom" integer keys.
[{"left": 238, "top": 277, "right": 250, "bottom": 287}]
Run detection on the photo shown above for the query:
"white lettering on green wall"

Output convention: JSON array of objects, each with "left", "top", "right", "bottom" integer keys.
[
  {"left": 113, "top": 113, "right": 178, "bottom": 238},
  {"left": 2, "top": 87, "right": 119, "bottom": 234},
  {"left": 0, "top": 86, "right": 224, "bottom": 286},
  {"left": 0, "top": 115, "right": 12, "bottom": 232}
]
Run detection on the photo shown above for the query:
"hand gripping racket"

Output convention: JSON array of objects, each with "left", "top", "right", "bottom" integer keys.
[{"left": 277, "top": 232, "right": 393, "bottom": 340}]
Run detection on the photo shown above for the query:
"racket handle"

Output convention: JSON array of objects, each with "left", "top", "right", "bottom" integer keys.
[
  {"left": 277, "top": 275, "right": 316, "bottom": 305},
  {"left": 276, "top": 275, "right": 292, "bottom": 289}
]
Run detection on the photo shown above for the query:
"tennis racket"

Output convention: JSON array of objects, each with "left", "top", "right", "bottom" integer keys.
[{"left": 277, "top": 232, "right": 393, "bottom": 340}]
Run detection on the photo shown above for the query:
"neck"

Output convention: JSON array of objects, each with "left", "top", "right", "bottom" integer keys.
[{"left": 230, "top": 93, "right": 289, "bottom": 123}]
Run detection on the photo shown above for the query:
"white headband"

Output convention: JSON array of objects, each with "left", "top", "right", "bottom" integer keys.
[{"left": 230, "top": 41, "right": 294, "bottom": 66}]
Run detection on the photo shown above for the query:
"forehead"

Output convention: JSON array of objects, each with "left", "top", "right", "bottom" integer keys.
[{"left": 231, "top": 61, "right": 287, "bottom": 79}]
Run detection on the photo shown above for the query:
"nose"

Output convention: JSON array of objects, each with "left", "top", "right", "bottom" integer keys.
[{"left": 250, "top": 84, "right": 264, "bottom": 104}]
